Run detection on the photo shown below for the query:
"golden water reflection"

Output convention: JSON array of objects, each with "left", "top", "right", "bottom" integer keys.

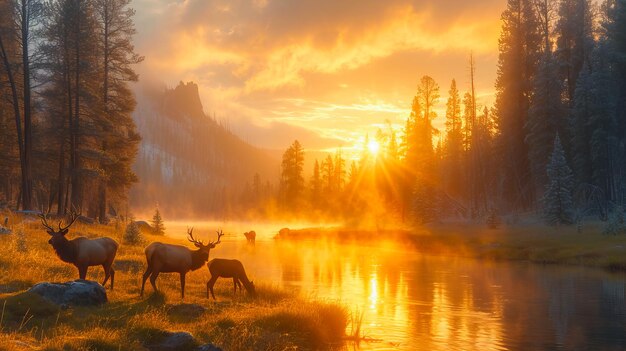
[{"left": 166, "top": 223, "right": 626, "bottom": 350}]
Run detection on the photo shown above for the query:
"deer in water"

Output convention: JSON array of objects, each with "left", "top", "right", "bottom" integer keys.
[
  {"left": 206, "top": 259, "right": 256, "bottom": 300},
  {"left": 243, "top": 231, "right": 256, "bottom": 243},
  {"left": 141, "top": 228, "right": 224, "bottom": 299},
  {"left": 39, "top": 210, "right": 119, "bottom": 289}
]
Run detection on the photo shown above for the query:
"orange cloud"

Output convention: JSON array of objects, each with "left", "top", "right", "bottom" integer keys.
[{"left": 133, "top": 0, "right": 505, "bottom": 151}]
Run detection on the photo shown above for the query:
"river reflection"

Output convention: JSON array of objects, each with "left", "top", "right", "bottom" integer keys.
[{"left": 166, "top": 223, "right": 626, "bottom": 350}]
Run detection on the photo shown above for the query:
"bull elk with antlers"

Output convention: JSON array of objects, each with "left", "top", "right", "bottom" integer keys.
[
  {"left": 141, "top": 228, "right": 224, "bottom": 299},
  {"left": 39, "top": 210, "right": 119, "bottom": 289}
]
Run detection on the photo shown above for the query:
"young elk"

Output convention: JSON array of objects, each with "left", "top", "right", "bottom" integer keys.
[
  {"left": 39, "top": 210, "right": 119, "bottom": 289},
  {"left": 141, "top": 228, "right": 224, "bottom": 299},
  {"left": 206, "top": 259, "right": 256, "bottom": 300},
  {"left": 243, "top": 231, "right": 256, "bottom": 243}
]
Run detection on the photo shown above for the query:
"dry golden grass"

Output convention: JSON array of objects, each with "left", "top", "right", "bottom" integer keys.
[{"left": 0, "top": 213, "right": 347, "bottom": 351}]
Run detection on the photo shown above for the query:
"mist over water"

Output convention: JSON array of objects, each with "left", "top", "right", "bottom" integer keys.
[{"left": 163, "top": 221, "right": 626, "bottom": 350}]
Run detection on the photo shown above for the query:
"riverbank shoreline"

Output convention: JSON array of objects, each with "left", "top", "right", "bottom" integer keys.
[
  {"left": 277, "top": 222, "right": 626, "bottom": 272},
  {"left": 0, "top": 216, "right": 348, "bottom": 351}
]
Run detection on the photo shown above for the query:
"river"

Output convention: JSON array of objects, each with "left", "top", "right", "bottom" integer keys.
[{"left": 166, "top": 222, "right": 626, "bottom": 350}]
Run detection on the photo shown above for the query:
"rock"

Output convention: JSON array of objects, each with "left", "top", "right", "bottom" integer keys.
[
  {"left": 166, "top": 303, "right": 206, "bottom": 319},
  {"left": 145, "top": 331, "right": 198, "bottom": 351},
  {"left": 28, "top": 280, "right": 107, "bottom": 307},
  {"left": 135, "top": 220, "right": 154, "bottom": 233},
  {"left": 196, "top": 343, "right": 223, "bottom": 351},
  {"left": 275, "top": 227, "right": 290, "bottom": 239}
]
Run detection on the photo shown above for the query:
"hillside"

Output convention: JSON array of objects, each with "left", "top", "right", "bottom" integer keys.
[{"left": 130, "top": 82, "right": 278, "bottom": 218}]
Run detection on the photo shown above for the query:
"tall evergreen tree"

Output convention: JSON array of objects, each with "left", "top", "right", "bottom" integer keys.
[
  {"left": 542, "top": 134, "right": 574, "bottom": 225},
  {"left": 310, "top": 159, "right": 321, "bottom": 208},
  {"left": 444, "top": 79, "right": 463, "bottom": 198},
  {"left": 604, "top": 0, "right": 626, "bottom": 205},
  {"left": 494, "top": 0, "right": 543, "bottom": 210},
  {"left": 555, "top": 0, "right": 594, "bottom": 104},
  {"left": 280, "top": 140, "right": 305, "bottom": 208},
  {"left": 526, "top": 52, "right": 567, "bottom": 196},
  {"left": 411, "top": 75, "right": 440, "bottom": 223},
  {"left": 151, "top": 207, "right": 165, "bottom": 235},
  {"left": 569, "top": 61, "right": 594, "bottom": 186},
  {"left": 94, "top": 0, "right": 142, "bottom": 222}
]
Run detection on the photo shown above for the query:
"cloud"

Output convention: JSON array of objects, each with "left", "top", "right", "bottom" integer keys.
[
  {"left": 132, "top": 0, "right": 506, "bottom": 150},
  {"left": 137, "top": 0, "right": 502, "bottom": 91}
]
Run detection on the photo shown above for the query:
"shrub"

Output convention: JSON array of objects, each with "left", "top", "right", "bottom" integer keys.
[{"left": 124, "top": 221, "right": 143, "bottom": 244}]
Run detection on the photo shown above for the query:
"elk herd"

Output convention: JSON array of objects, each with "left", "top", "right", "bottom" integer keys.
[{"left": 38, "top": 210, "right": 256, "bottom": 300}]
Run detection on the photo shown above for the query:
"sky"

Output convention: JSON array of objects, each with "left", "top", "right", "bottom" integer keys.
[{"left": 133, "top": 0, "right": 506, "bottom": 158}]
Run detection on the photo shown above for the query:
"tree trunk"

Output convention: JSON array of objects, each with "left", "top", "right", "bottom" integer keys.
[
  {"left": 0, "top": 33, "right": 27, "bottom": 212},
  {"left": 70, "top": 1, "right": 82, "bottom": 210},
  {"left": 20, "top": 0, "right": 33, "bottom": 211},
  {"left": 56, "top": 137, "right": 66, "bottom": 215}
]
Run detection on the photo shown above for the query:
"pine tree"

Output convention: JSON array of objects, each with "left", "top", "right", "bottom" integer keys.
[
  {"left": 588, "top": 41, "right": 619, "bottom": 203},
  {"left": 409, "top": 76, "right": 440, "bottom": 223},
  {"left": 604, "top": 0, "right": 626, "bottom": 205},
  {"left": 321, "top": 154, "right": 334, "bottom": 195},
  {"left": 94, "top": 0, "right": 143, "bottom": 222},
  {"left": 280, "top": 140, "right": 305, "bottom": 208},
  {"left": 555, "top": 0, "right": 594, "bottom": 104},
  {"left": 542, "top": 134, "right": 575, "bottom": 225},
  {"left": 569, "top": 61, "right": 594, "bottom": 186},
  {"left": 310, "top": 159, "right": 322, "bottom": 208},
  {"left": 494, "top": 0, "right": 542, "bottom": 210},
  {"left": 124, "top": 220, "right": 143, "bottom": 244},
  {"left": 444, "top": 79, "right": 463, "bottom": 197},
  {"left": 151, "top": 207, "right": 165, "bottom": 235},
  {"left": 526, "top": 52, "right": 567, "bottom": 196}
]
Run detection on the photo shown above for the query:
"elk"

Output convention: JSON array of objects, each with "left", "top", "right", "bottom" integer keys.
[
  {"left": 206, "top": 259, "right": 256, "bottom": 300},
  {"left": 39, "top": 210, "right": 119, "bottom": 289},
  {"left": 141, "top": 228, "right": 224, "bottom": 299},
  {"left": 243, "top": 231, "right": 256, "bottom": 243}
]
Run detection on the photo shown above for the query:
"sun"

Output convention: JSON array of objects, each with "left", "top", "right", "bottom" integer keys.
[{"left": 367, "top": 140, "right": 381, "bottom": 155}]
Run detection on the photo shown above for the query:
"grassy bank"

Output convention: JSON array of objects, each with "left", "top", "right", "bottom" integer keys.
[
  {"left": 0, "top": 214, "right": 347, "bottom": 351},
  {"left": 280, "top": 222, "right": 626, "bottom": 271}
]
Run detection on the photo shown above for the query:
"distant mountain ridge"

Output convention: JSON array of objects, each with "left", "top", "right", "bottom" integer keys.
[{"left": 130, "top": 81, "right": 278, "bottom": 217}]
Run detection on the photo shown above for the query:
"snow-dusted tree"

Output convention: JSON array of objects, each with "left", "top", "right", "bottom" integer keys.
[
  {"left": 555, "top": 0, "right": 594, "bottom": 104},
  {"left": 526, "top": 52, "right": 568, "bottom": 196},
  {"left": 569, "top": 61, "right": 594, "bottom": 186},
  {"left": 151, "top": 207, "right": 165, "bottom": 235},
  {"left": 542, "top": 134, "right": 575, "bottom": 225},
  {"left": 603, "top": 206, "right": 626, "bottom": 235}
]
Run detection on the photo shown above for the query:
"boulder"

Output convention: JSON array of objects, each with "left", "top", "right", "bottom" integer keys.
[
  {"left": 134, "top": 220, "right": 154, "bottom": 233},
  {"left": 145, "top": 331, "right": 198, "bottom": 351},
  {"left": 28, "top": 280, "right": 107, "bottom": 307},
  {"left": 275, "top": 227, "right": 290, "bottom": 239},
  {"left": 197, "top": 344, "right": 223, "bottom": 351}
]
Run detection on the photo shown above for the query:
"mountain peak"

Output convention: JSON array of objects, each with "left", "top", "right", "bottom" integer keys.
[{"left": 163, "top": 81, "right": 205, "bottom": 120}]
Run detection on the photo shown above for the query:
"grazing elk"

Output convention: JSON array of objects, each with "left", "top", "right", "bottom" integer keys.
[
  {"left": 39, "top": 210, "right": 119, "bottom": 289},
  {"left": 141, "top": 228, "right": 224, "bottom": 299},
  {"left": 243, "top": 231, "right": 256, "bottom": 243},
  {"left": 206, "top": 259, "right": 256, "bottom": 300}
]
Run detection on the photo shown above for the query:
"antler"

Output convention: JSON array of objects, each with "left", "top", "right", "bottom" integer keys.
[
  {"left": 209, "top": 229, "right": 224, "bottom": 246},
  {"left": 187, "top": 227, "right": 205, "bottom": 246},
  {"left": 38, "top": 208, "right": 55, "bottom": 234},
  {"left": 59, "top": 208, "right": 80, "bottom": 232}
]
